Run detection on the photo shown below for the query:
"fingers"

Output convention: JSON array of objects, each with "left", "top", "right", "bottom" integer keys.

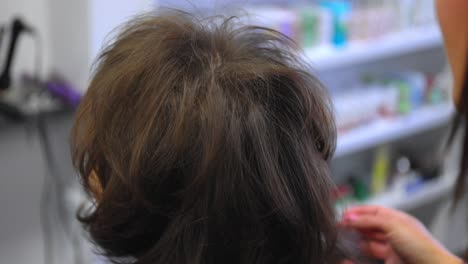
[
  {"left": 342, "top": 205, "right": 406, "bottom": 235},
  {"left": 360, "top": 230, "right": 387, "bottom": 241},
  {"left": 360, "top": 240, "right": 390, "bottom": 260},
  {"left": 342, "top": 213, "right": 392, "bottom": 232},
  {"left": 344, "top": 205, "right": 395, "bottom": 218},
  {"left": 344, "top": 205, "right": 380, "bottom": 215}
]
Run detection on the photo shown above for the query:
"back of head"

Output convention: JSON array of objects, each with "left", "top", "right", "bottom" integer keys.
[{"left": 72, "top": 10, "right": 343, "bottom": 264}]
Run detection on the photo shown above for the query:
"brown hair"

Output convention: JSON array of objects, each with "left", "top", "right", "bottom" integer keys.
[
  {"left": 451, "top": 57, "right": 468, "bottom": 203},
  {"left": 449, "top": 54, "right": 468, "bottom": 260},
  {"left": 71, "top": 10, "right": 348, "bottom": 264}
]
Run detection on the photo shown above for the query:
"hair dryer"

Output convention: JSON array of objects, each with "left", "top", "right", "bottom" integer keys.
[
  {"left": 0, "top": 18, "right": 33, "bottom": 122},
  {"left": 0, "top": 18, "right": 34, "bottom": 91}
]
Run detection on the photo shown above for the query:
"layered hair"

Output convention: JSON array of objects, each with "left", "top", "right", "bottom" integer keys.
[
  {"left": 452, "top": 63, "right": 468, "bottom": 203},
  {"left": 71, "top": 10, "right": 348, "bottom": 264}
]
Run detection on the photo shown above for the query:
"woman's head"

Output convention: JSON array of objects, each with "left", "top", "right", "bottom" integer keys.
[{"left": 72, "top": 11, "right": 344, "bottom": 264}]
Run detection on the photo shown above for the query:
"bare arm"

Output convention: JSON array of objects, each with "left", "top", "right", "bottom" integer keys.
[{"left": 436, "top": 0, "right": 468, "bottom": 105}]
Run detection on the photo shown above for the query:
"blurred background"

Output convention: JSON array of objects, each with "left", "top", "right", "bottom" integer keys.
[{"left": 0, "top": 0, "right": 465, "bottom": 263}]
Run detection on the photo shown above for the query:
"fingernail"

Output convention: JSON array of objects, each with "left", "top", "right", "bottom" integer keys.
[{"left": 344, "top": 213, "right": 358, "bottom": 222}]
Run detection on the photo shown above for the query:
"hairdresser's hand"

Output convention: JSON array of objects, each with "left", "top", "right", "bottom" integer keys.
[{"left": 342, "top": 205, "right": 462, "bottom": 264}]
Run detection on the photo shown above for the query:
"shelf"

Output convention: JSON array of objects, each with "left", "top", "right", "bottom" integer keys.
[
  {"left": 364, "top": 172, "right": 456, "bottom": 211},
  {"left": 304, "top": 25, "right": 443, "bottom": 71},
  {"left": 334, "top": 172, "right": 457, "bottom": 214},
  {"left": 335, "top": 103, "right": 454, "bottom": 158}
]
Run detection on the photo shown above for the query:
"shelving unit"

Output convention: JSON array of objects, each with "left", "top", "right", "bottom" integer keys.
[
  {"left": 336, "top": 172, "right": 456, "bottom": 215},
  {"left": 334, "top": 103, "right": 455, "bottom": 213},
  {"left": 305, "top": 25, "right": 443, "bottom": 71},
  {"left": 321, "top": 25, "right": 453, "bottom": 211},
  {"left": 335, "top": 103, "right": 454, "bottom": 158},
  {"left": 363, "top": 172, "right": 456, "bottom": 211}
]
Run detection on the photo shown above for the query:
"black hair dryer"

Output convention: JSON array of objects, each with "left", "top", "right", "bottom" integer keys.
[
  {"left": 0, "top": 18, "right": 33, "bottom": 91},
  {"left": 0, "top": 18, "right": 33, "bottom": 122}
]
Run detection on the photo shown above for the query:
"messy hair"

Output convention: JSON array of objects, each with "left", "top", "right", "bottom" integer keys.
[{"left": 71, "top": 10, "right": 347, "bottom": 264}]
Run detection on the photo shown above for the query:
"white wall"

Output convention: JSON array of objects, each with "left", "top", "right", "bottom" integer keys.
[
  {"left": 49, "top": 0, "right": 154, "bottom": 92},
  {"left": 48, "top": 0, "right": 90, "bottom": 92},
  {"left": 89, "top": 0, "right": 154, "bottom": 66}
]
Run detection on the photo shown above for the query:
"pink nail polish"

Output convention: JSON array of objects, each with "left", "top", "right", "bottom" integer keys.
[{"left": 344, "top": 213, "right": 358, "bottom": 222}]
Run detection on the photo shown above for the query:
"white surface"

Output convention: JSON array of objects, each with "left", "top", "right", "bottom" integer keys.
[
  {"left": 335, "top": 103, "right": 454, "bottom": 158},
  {"left": 49, "top": 0, "right": 90, "bottom": 92},
  {"left": 305, "top": 26, "right": 443, "bottom": 71},
  {"left": 89, "top": 0, "right": 154, "bottom": 68},
  {"left": 365, "top": 172, "right": 457, "bottom": 211},
  {"left": 47, "top": 0, "right": 154, "bottom": 92}
]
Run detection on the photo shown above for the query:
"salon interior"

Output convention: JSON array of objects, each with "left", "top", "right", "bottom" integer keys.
[{"left": 0, "top": 0, "right": 466, "bottom": 263}]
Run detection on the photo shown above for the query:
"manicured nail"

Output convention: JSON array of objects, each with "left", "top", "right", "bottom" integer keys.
[{"left": 344, "top": 213, "right": 358, "bottom": 222}]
